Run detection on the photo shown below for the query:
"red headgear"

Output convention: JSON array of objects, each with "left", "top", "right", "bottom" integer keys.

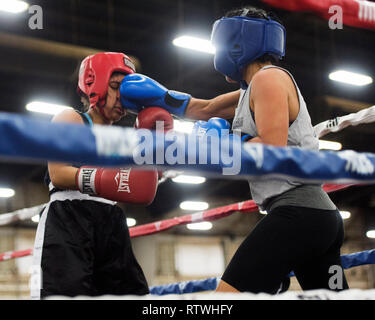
[{"left": 77, "top": 52, "right": 136, "bottom": 109}]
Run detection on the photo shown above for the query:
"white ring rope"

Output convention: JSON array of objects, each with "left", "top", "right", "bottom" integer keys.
[
  {"left": 0, "top": 204, "right": 45, "bottom": 226},
  {"left": 313, "top": 105, "right": 375, "bottom": 138}
]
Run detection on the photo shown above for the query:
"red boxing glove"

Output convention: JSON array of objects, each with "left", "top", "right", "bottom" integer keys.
[
  {"left": 76, "top": 166, "right": 158, "bottom": 205},
  {"left": 135, "top": 107, "right": 174, "bottom": 132},
  {"left": 136, "top": 107, "right": 173, "bottom": 180}
]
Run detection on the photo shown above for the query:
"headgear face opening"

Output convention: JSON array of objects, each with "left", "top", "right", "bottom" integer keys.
[
  {"left": 77, "top": 52, "right": 136, "bottom": 109},
  {"left": 211, "top": 16, "right": 286, "bottom": 82}
]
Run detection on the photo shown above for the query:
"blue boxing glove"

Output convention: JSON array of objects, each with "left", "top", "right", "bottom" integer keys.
[
  {"left": 120, "top": 73, "right": 191, "bottom": 117},
  {"left": 192, "top": 117, "right": 231, "bottom": 137},
  {"left": 193, "top": 118, "right": 253, "bottom": 143}
]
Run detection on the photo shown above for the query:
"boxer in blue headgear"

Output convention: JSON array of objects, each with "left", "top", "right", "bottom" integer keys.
[
  {"left": 120, "top": 6, "right": 348, "bottom": 295},
  {"left": 211, "top": 8, "right": 286, "bottom": 87},
  {"left": 119, "top": 7, "right": 287, "bottom": 119}
]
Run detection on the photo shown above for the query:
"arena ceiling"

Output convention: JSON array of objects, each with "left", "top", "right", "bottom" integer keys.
[{"left": 0, "top": 0, "right": 375, "bottom": 227}]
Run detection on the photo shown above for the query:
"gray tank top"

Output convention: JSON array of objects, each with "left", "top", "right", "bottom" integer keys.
[{"left": 232, "top": 65, "right": 336, "bottom": 211}]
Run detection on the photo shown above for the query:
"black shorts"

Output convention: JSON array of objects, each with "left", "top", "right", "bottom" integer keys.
[
  {"left": 31, "top": 198, "right": 149, "bottom": 299},
  {"left": 221, "top": 206, "right": 349, "bottom": 294}
]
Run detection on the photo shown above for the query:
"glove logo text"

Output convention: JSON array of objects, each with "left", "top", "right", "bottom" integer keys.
[
  {"left": 115, "top": 169, "right": 131, "bottom": 193},
  {"left": 81, "top": 168, "right": 96, "bottom": 195}
]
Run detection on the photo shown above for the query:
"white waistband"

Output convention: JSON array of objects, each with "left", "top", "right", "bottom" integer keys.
[{"left": 50, "top": 190, "right": 117, "bottom": 205}]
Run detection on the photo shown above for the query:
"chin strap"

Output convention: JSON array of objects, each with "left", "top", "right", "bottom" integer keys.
[
  {"left": 89, "top": 94, "right": 112, "bottom": 123},
  {"left": 98, "top": 106, "right": 112, "bottom": 122},
  {"left": 240, "top": 80, "right": 249, "bottom": 90},
  {"left": 87, "top": 105, "right": 112, "bottom": 124}
]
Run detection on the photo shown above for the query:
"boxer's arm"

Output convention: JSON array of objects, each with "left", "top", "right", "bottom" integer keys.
[
  {"left": 249, "top": 69, "right": 289, "bottom": 146},
  {"left": 120, "top": 73, "right": 239, "bottom": 120},
  {"left": 185, "top": 90, "right": 240, "bottom": 121},
  {"left": 48, "top": 110, "right": 83, "bottom": 189},
  {"left": 48, "top": 164, "right": 79, "bottom": 190}
]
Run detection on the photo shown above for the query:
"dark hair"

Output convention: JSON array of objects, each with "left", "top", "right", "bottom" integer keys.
[
  {"left": 224, "top": 6, "right": 283, "bottom": 65},
  {"left": 80, "top": 94, "right": 90, "bottom": 112}
]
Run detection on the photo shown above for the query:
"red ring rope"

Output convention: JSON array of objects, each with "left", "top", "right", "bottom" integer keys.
[{"left": 0, "top": 183, "right": 354, "bottom": 262}]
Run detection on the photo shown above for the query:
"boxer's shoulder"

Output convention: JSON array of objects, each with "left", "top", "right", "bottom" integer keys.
[{"left": 51, "top": 109, "right": 84, "bottom": 124}]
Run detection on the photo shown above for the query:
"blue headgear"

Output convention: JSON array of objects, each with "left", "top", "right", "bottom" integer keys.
[{"left": 211, "top": 15, "right": 286, "bottom": 83}]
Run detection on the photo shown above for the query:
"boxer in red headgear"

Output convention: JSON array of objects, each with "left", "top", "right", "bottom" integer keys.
[
  {"left": 31, "top": 52, "right": 174, "bottom": 299},
  {"left": 77, "top": 52, "right": 136, "bottom": 121}
]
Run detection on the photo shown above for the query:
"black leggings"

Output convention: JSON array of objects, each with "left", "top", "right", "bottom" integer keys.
[{"left": 221, "top": 206, "right": 349, "bottom": 293}]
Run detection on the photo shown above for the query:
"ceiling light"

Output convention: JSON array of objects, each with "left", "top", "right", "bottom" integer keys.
[
  {"left": 172, "top": 175, "right": 206, "bottom": 184},
  {"left": 179, "top": 201, "right": 209, "bottom": 211},
  {"left": 366, "top": 230, "right": 375, "bottom": 239},
  {"left": 319, "top": 140, "right": 342, "bottom": 151},
  {"left": 186, "top": 221, "right": 212, "bottom": 230},
  {"left": 126, "top": 218, "right": 136, "bottom": 227},
  {"left": 329, "top": 70, "right": 373, "bottom": 86},
  {"left": 26, "top": 101, "right": 72, "bottom": 115},
  {"left": 340, "top": 211, "right": 351, "bottom": 220},
  {"left": 173, "top": 36, "right": 215, "bottom": 54},
  {"left": 173, "top": 119, "right": 194, "bottom": 134},
  {"left": 0, "top": 188, "right": 15, "bottom": 198},
  {"left": 31, "top": 215, "right": 40, "bottom": 223},
  {"left": 0, "top": 0, "right": 29, "bottom": 13},
  {"left": 259, "top": 210, "right": 268, "bottom": 215}
]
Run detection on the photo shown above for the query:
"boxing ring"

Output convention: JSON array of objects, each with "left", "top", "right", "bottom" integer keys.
[{"left": 1, "top": 106, "right": 375, "bottom": 299}]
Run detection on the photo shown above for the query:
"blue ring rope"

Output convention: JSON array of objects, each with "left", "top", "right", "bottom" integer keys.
[
  {"left": 1, "top": 112, "right": 375, "bottom": 183},
  {"left": 149, "top": 249, "right": 375, "bottom": 295}
]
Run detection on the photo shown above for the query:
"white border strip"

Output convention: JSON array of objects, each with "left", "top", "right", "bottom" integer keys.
[
  {"left": 45, "top": 288, "right": 375, "bottom": 300},
  {"left": 30, "top": 203, "right": 50, "bottom": 300}
]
